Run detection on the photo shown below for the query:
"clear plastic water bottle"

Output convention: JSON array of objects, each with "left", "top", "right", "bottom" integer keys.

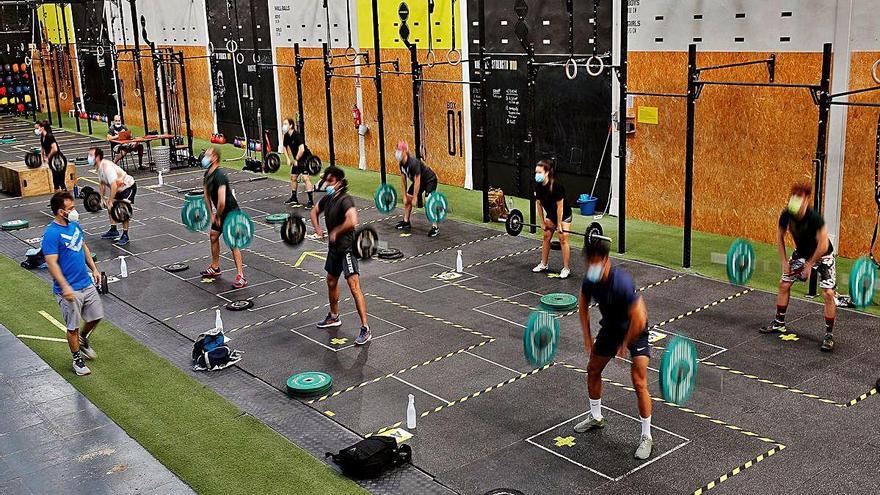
[
  {"left": 406, "top": 394, "right": 417, "bottom": 429},
  {"left": 455, "top": 250, "right": 463, "bottom": 273},
  {"left": 119, "top": 256, "right": 128, "bottom": 278},
  {"left": 215, "top": 309, "right": 223, "bottom": 332}
]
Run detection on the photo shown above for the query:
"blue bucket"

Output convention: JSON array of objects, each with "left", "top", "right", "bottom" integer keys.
[{"left": 577, "top": 195, "right": 598, "bottom": 216}]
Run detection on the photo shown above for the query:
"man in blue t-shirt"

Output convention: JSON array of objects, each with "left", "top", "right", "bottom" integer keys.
[
  {"left": 573, "top": 237, "right": 653, "bottom": 461},
  {"left": 42, "top": 191, "right": 104, "bottom": 376}
]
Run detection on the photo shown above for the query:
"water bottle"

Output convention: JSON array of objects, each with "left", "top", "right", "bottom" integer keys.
[
  {"left": 73, "top": 184, "right": 79, "bottom": 198},
  {"left": 215, "top": 309, "right": 223, "bottom": 332},
  {"left": 406, "top": 394, "right": 417, "bottom": 429},
  {"left": 119, "top": 256, "right": 128, "bottom": 278},
  {"left": 455, "top": 250, "right": 463, "bottom": 273},
  {"left": 158, "top": 170, "right": 164, "bottom": 186}
]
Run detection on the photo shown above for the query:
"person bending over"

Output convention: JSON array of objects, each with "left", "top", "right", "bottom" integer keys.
[
  {"left": 310, "top": 166, "right": 372, "bottom": 345},
  {"left": 763, "top": 182, "right": 837, "bottom": 352},
  {"left": 91, "top": 147, "right": 137, "bottom": 246},
  {"left": 394, "top": 140, "right": 440, "bottom": 237},
  {"left": 282, "top": 118, "right": 316, "bottom": 208},
  {"left": 200, "top": 147, "right": 248, "bottom": 289},
  {"left": 574, "top": 237, "right": 653, "bottom": 460}
]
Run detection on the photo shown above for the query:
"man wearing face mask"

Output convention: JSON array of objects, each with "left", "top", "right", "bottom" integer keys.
[
  {"left": 106, "top": 115, "right": 144, "bottom": 169},
  {"left": 310, "top": 166, "right": 372, "bottom": 345},
  {"left": 281, "top": 118, "right": 315, "bottom": 208},
  {"left": 200, "top": 147, "right": 248, "bottom": 289},
  {"left": 91, "top": 147, "right": 137, "bottom": 246},
  {"left": 35, "top": 121, "right": 65, "bottom": 192},
  {"left": 763, "top": 182, "right": 837, "bottom": 352},
  {"left": 42, "top": 192, "right": 104, "bottom": 376},
  {"left": 394, "top": 140, "right": 440, "bottom": 237},
  {"left": 574, "top": 237, "right": 653, "bottom": 461}
]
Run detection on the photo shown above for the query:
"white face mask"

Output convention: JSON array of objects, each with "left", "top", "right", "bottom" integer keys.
[
  {"left": 395, "top": 150, "right": 404, "bottom": 162},
  {"left": 586, "top": 262, "right": 604, "bottom": 283},
  {"left": 66, "top": 209, "right": 80, "bottom": 223},
  {"left": 34, "top": 128, "right": 41, "bottom": 136},
  {"left": 282, "top": 124, "right": 290, "bottom": 133}
]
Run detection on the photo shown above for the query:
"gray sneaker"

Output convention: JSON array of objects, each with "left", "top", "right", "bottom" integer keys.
[
  {"left": 634, "top": 435, "right": 653, "bottom": 460},
  {"left": 573, "top": 413, "right": 607, "bottom": 433},
  {"left": 73, "top": 358, "right": 91, "bottom": 376},
  {"left": 78, "top": 331, "right": 96, "bottom": 360}
]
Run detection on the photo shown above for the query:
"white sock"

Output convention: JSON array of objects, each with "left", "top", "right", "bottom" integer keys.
[
  {"left": 589, "top": 398, "right": 603, "bottom": 420},
  {"left": 640, "top": 415, "right": 652, "bottom": 439}
]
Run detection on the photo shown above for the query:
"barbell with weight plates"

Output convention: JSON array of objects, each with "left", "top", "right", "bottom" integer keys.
[
  {"left": 83, "top": 191, "right": 102, "bottom": 213},
  {"left": 279, "top": 214, "right": 379, "bottom": 259},
  {"left": 373, "top": 183, "right": 449, "bottom": 222},
  {"left": 263, "top": 152, "right": 322, "bottom": 175},
  {"left": 504, "top": 209, "right": 605, "bottom": 243},
  {"left": 109, "top": 200, "right": 133, "bottom": 223},
  {"left": 48, "top": 153, "right": 67, "bottom": 173},
  {"left": 23, "top": 148, "right": 40, "bottom": 169}
]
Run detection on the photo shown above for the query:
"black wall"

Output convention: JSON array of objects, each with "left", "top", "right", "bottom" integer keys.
[
  {"left": 205, "top": 0, "right": 278, "bottom": 150},
  {"left": 469, "top": 0, "right": 613, "bottom": 211},
  {"left": 71, "top": 1, "right": 118, "bottom": 118}
]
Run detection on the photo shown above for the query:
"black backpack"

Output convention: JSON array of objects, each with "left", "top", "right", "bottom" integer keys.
[{"left": 326, "top": 436, "right": 412, "bottom": 479}]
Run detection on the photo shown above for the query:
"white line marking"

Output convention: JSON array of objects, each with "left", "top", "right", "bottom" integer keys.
[
  {"left": 18, "top": 334, "right": 68, "bottom": 343},
  {"left": 462, "top": 351, "right": 521, "bottom": 375},
  {"left": 391, "top": 375, "right": 454, "bottom": 405}
]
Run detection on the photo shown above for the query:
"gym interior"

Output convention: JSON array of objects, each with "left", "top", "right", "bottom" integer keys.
[{"left": 0, "top": 1, "right": 878, "bottom": 494}]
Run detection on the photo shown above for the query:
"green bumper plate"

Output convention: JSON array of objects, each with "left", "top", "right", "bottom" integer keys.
[
  {"left": 540, "top": 292, "right": 578, "bottom": 311},
  {"left": 286, "top": 372, "right": 333, "bottom": 396},
  {"left": 265, "top": 213, "right": 290, "bottom": 224},
  {"left": 849, "top": 256, "right": 877, "bottom": 309},
  {"left": 523, "top": 310, "right": 560, "bottom": 367},
  {"left": 726, "top": 238, "right": 755, "bottom": 286},
  {"left": 1, "top": 219, "right": 29, "bottom": 231},
  {"left": 659, "top": 335, "right": 698, "bottom": 406}
]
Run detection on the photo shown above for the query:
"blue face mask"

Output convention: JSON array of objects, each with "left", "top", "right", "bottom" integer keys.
[
  {"left": 88, "top": 155, "right": 95, "bottom": 166},
  {"left": 586, "top": 262, "right": 604, "bottom": 283},
  {"left": 535, "top": 173, "right": 545, "bottom": 184},
  {"left": 201, "top": 156, "right": 212, "bottom": 168},
  {"left": 325, "top": 185, "right": 335, "bottom": 196}
]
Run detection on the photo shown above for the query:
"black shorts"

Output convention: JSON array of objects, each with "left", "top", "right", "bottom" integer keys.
[
  {"left": 114, "top": 183, "right": 137, "bottom": 204},
  {"left": 325, "top": 249, "right": 359, "bottom": 279},
  {"left": 407, "top": 178, "right": 438, "bottom": 199},
  {"left": 593, "top": 326, "right": 651, "bottom": 359},
  {"left": 210, "top": 208, "right": 231, "bottom": 233},
  {"left": 291, "top": 153, "right": 315, "bottom": 176}
]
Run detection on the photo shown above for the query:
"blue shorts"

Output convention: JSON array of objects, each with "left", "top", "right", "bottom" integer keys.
[{"left": 593, "top": 326, "right": 651, "bottom": 359}]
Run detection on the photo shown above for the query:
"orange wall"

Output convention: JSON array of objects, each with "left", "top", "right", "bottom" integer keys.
[
  {"left": 627, "top": 51, "right": 822, "bottom": 247},
  {"left": 839, "top": 51, "right": 880, "bottom": 258},
  {"left": 32, "top": 44, "right": 79, "bottom": 116}
]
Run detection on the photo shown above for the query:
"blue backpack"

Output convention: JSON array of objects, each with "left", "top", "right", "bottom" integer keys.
[{"left": 192, "top": 330, "right": 241, "bottom": 371}]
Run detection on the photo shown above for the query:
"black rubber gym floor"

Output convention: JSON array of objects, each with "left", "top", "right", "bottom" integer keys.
[{"left": 2, "top": 115, "right": 879, "bottom": 494}]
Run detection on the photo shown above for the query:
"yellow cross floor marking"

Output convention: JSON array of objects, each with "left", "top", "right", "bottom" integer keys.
[
  {"left": 324, "top": 411, "right": 335, "bottom": 417},
  {"left": 18, "top": 334, "right": 68, "bottom": 343},
  {"left": 554, "top": 436, "right": 576, "bottom": 447},
  {"left": 293, "top": 251, "right": 326, "bottom": 268},
  {"left": 307, "top": 339, "right": 495, "bottom": 404},
  {"left": 330, "top": 338, "right": 348, "bottom": 345},
  {"left": 779, "top": 333, "right": 799, "bottom": 341},
  {"left": 39, "top": 311, "right": 68, "bottom": 332},
  {"left": 366, "top": 293, "right": 494, "bottom": 339},
  {"left": 245, "top": 249, "right": 324, "bottom": 279},
  {"left": 399, "top": 233, "right": 411, "bottom": 237},
  {"left": 368, "top": 364, "right": 554, "bottom": 437}
]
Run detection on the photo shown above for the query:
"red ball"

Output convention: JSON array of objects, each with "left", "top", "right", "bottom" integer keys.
[
  {"left": 0, "top": 87, "right": 6, "bottom": 97},
  {"left": 16, "top": 103, "right": 25, "bottom": 113}
]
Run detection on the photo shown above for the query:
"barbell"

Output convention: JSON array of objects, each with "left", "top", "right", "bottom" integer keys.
[
  {"left": 504, "top": 208, "right": 606, "bottom": 243},
  {"left": 373, "top": 183, "right": 449, "bottom": 223},
  {"left": 263, "top": 152, "right": 322, "bottom": 175},
  {"left": 279, "top": 214, "right": 379, "bottom": 260}
]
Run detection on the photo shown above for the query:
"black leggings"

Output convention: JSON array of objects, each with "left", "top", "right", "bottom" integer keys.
[{"left": 51, "top": 165, "right": 67, "bottom": 191}]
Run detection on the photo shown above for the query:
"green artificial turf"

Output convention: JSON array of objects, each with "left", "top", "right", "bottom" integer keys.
[
  {"left": 0, "top": 256, "right": 366, "bottom": 495},
  {"left": 35, "top": 111, "right": 880, "bottom": 316}
]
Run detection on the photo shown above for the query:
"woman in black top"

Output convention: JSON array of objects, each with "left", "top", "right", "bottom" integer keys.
[
  {"left": 36, "top": 120, "right": 65, "bottom": 192},
  {"left": 281, "top": 118, "right": 315, "bottom": 208},
  {"left": 533, "top": 159, "right": 572, "bottom": 279}
]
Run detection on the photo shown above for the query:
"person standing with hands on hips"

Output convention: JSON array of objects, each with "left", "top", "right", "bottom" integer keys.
[
  {"left": 42, "top": 192, "right": 104, "bottom": 376},
  {"left": 532, "top": 159, "right": 573, "bottom": 279}
]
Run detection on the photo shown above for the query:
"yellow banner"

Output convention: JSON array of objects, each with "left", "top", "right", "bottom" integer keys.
[
  {"left": 37, "top": 4, "right": 75, "bottom": 45},
  {"left": 358, "top": 0, "right": 458, "bottom": 50},
  {"left": 637, "top": 106, "right": 659, "bottom": 125}
]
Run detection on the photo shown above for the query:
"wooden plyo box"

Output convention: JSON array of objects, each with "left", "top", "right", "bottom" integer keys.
[{"left": 0, "top": 161, "right": 78, "bottom": 198}]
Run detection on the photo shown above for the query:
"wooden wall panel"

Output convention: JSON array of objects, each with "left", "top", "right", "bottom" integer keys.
[
  {"left": 116, "top": 46, "right": 159, "bottom": 132},
  {"left": 839, "top": 51, "right": 880, "bottom": 258},
  {"left": 627, "top": 51, "right": 821, "bottom": 245},
  {"left": 177, "top": 46, "right": 213, "bottom": 140},
  {"left": 32, "top": 46, "right": 79, "bottom": 117}
]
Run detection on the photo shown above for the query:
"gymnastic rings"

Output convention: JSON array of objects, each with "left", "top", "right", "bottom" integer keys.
[
  {"left": 207, "top": 41, "right": 214, "bottom": 56},
  {"left": 96, "top": 45, "right": 104, "bottom": 58},
  {"left": 426, "top": 50, "right": 437, "bottom": 68},
  {"left": 24, "top": 56, "right": 32, "bottom": 67},
  {"left": 446, "top": 49, "right": 462, "bottom": 66},
  {"left": 585, "top": 55, "right": 605, "bottom": 77},
  {"left": 235, "top": 53, "right": 245, "bottom": 65},
  {"left": 872, "top": 59, "right": 880, "bottom": 85},
  {"left": 226, "top": 40, "right": 239, "bottom": 54},
  {"left": 134, "top": 87, "right": 141, "bottom": 98},
  {"left": 252, "top": 53, "right": 260, "bottom": 65},
  {"left": 344, "top": 46, "right": 358, "bottom": 62},
  {"left": 59, "top": 91, "right": 68, "bottom": 101},
  {"left": 564, "top": 57, "right": 578, "bottom": 80}
]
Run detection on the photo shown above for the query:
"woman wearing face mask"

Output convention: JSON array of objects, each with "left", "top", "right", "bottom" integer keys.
[
  {"left": 42, "top": 191, "right": 104, "bottom": 377},
  {"left": 36, "top": 120, "right": 65, "bottom": 192},
  {"left": 281, "top": 118, "right": 315, "bottom": 208},
  {"left": 763, "top": 182, "right": 837, "bottom": 352},
  {"left": 532, "top": 159, "right": 572, "bottom": 279}
]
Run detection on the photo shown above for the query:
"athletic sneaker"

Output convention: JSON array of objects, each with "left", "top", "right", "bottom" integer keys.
[
  {"left": 559, "top": 267, "right": 571, "bottom": 279},
  {"left": 305, "top": 201, "right": 314, "bottom": 209},
  {"left": 114, "top": 233, "right": 129, "bottom": 246},
  {"left": 573, "top": 413, "right": 607, "bottom": 432},
  {"left": 78, "top": 333, "right": 96, "bottom": 360},
  {"left": 760, "top": 321, "right": 786, "bottom": 334},
  {"left": 395, "top": 221, "right": 411, "bottom": 230},
  {"left": 101, "top": 228, "right": 120, "bottom": 240},
  {"left": 821, "top": 334, "right": 834, "bottom": 352},
  {"left": 72, "top": 358, "right": 91, "bottom": 376},
  {"left": 355, "top": 326, "right": 372, "bottom": 345},
  {"left": 200, "top": 266, "right": 222, "bottom": 278},
  {"left": 317, "top": 313, "right": 342, "bottom": 329},
  {"left": 634, "top": 435, "right": 653, "bottom": 460},
  {"left": 232, "top": 274, "right": 248, "bottom": 289},
  {"left": 284, "top": 195, "right": 299, "bottom": 205},
  {"left": 532, "top": 262, "right": 549, "bottom": 273},
  {"left": 428, "top": 226, "right": 439, "bottom": 237}
]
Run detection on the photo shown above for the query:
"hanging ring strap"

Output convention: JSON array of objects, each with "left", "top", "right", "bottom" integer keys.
[
  {"left": 226, "top": 40, "right": 239, "bottom": 54},
  {"left": 872, "top": 59, "right": 880, "bottom": 85},
  {"left": 870, "top": 113, "right": 880, "bottom": 267},
  {"left": 344, "top": 46, "right": 358, "bottom": 61},
  {"left": 344, "top": 0, "right": 357, "bottom": 61},
  {"left": 585, "top": 55, "right": 604, "bottom": 77},
  {"left": 446, "top": 49, "right": 462, "bottom": 66},
  {"left": 426, "top": 50, "right": 437, "bottom": 68},
  {"left": 96, "top": 45, "right": 104, "bottom": 58},
  {"left": 564, "top": 58, "right": 578, "bottom": 79}
]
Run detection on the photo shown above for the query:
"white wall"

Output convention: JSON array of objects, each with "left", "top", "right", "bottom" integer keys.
[
  {"left": 269, "top": 0, "right": 358, "bottom": 49},
  {"left": 109, "top": 0, "right": 209, "bottom": 47}
]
